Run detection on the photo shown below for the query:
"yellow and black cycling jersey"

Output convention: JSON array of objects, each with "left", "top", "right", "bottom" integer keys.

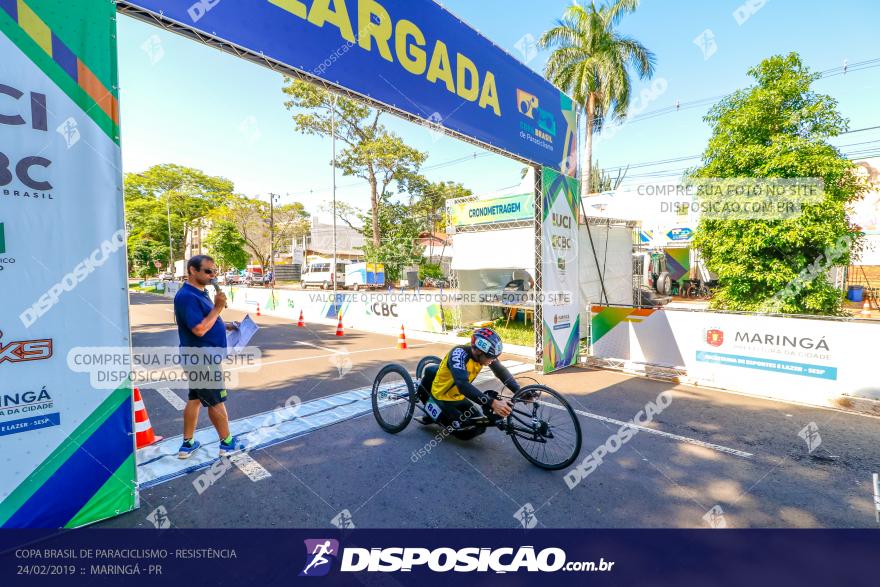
[{"left": 431, "top": 345, "right": 520, "bottom": 404}]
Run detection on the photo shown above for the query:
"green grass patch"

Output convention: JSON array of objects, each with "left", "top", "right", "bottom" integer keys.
[
  {"left": 456, "top": 316, "right": 535, "bottom": 347},
  {"left": 129, "top": 285, "right": 163, "bottom": 294}
]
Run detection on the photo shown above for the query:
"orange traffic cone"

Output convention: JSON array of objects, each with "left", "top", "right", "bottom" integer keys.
[
  {"left": 397, "top": 325, "right": 408, "bottom": 350},
  {"left": 335, "top": 313, "right": 344, "bottom": 336},
  {"left": 297, "top": 309, "right": 305, "bottom": 327},
  {"left": 134, "top": 387, "right": 163, "bottom": 449},
  {"left": 861, "top": 300, "right": 872, "bottom": 317}
]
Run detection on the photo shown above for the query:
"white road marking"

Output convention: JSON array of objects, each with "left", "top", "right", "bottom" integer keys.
[
  {"left": 226, "top": 343, "right": 430, "bottom": 371},
  {"left": 542, "top": 402, "right": 753, "bottom": 459},
  {"left": 295, "top": 340, "right": 342, "bottom": 354},
  {"left": 230, "top": 453, "right": 272, "bottom": 482},
  {"left": 134, "top": 344, "right": 433, "bottom": 382},
  {"left": 136, "top": 361, "right": 532, "bottom": 488},
  {"left": 872, "top": 473, "right": 880, "bottom": 523},
  {"left": 156, "top": 387, "right": 187, "bottom": 411}
]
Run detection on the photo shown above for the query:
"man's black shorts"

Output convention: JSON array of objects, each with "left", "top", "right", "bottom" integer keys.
[
  {"left": 188, "top": 386, "right": 227, "bottom": 407},
  {"left": 186, "top": 362, "right": 227, "bottom": 407}
]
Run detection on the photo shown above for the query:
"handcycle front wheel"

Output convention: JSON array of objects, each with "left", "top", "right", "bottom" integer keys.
[
  {"left": 371, "top": 364, "right": 417, "bottom": 434},
  {"left": 507, "top": 385, "right": 582, "bottom": 470}
]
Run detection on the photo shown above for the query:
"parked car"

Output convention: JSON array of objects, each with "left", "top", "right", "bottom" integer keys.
[
  {"left": 222, "top": 271, "right": 241, "bottom": 285},
  {"left": 422, "top": 276, "right": 450, "bottom": 289},
  {"left": 158, "top": 271, "right": 175, "bottom": 281},
  {"left": 301, "top": 261, "right": 347, "bottom": 289},
  {"left": 242, "top": 271, "right": 273, "bottom": 287}
]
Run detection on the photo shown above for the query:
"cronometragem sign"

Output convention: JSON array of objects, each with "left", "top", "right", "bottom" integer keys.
[
  {"left": 120, "top": 0, "right": 578, "bottom": 175},
  {"left": 447, "top": 193, "right": 534, "bottom": 228}
]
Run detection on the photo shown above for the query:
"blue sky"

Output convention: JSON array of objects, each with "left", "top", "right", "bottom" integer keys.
[{"left": 117, "top": 0, "right": 880, "bottom": 220}]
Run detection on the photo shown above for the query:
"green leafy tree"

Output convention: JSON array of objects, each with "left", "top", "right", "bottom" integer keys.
[
  {"left": 129, "top": 238, "right": 167, "bottom": 278},
  {"left": 409, "top": 180, "right": 472, "bottom": 235},
  {"left": 361, "top": 196, "right": 424, "bottom": 282},
  {"left": 282, "top": 80, "right": 426, "bottom": 246},
  {"left": 691, "top": 53, "right": 865, "bottom": 314},
  {"left": 540, "top": 0, "right": 655, "bottom": 199},
  {"left": 324, "top": 196, "right": 423, "bottom": 282},
  {"left": 419, "top": 262, "right": 444, "bottom": 280},
  {"left": 213, "top": 195, "right": 310, "bottom": 271},
  {"left": 124, "top": 164, "right": 234, "bottom": 266},
  {"left": 204, "top": 220, "right": 249, "bottom": 271}
]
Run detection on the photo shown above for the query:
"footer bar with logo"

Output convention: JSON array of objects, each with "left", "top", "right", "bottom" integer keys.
[{"left": 0, "top": 529, "right": 876, "bottom": 586}]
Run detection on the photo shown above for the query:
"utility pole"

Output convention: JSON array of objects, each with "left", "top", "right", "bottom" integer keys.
[
  {"left": 269, "top": 193, "right": 279, "bottom": 285},
  {"left": 331, "top": 93, "right": 339, "bottom": 307},
  {"left": 166, "top": 192, "right": 173, "bottom": 271}
]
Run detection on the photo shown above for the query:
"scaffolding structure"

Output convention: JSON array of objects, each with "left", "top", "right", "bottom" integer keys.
[{"left": 115, "top": 3, "right": 568, "bottom": 364}]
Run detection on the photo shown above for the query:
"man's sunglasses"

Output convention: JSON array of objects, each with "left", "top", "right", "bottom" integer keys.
[{"left": 202, "top": 268, "right": 215, "bottom": 275}]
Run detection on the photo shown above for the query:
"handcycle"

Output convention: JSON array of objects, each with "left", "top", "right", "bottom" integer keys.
[
  {"left": 370, "top": 356, "right": 582, "bottom": 470},
  {"left": 684, "top": 279, "right": 717, "bottom": 299}
]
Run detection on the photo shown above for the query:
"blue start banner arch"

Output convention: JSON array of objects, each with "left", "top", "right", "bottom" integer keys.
[{"left": 120, "top": 0, "right": 578, "bottom": 175}]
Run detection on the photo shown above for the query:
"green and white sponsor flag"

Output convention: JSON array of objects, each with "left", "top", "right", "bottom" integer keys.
[
  {"left": 0, "top": 0, "right": 135, "bottom": 528},
  {"left": 541, "top": 168, "right": 581, "bottom": 373}
]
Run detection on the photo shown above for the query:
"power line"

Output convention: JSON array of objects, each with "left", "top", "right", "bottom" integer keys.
[
  {"left": 300, "top": 150, "right": 494, "bottom": 196},
  {"left": 296, "top": 56, "right": 880, "bottom": 199},
  {"left": 601, "top": 124, "right": 880, "bottom": 173},
  {"left": 594, "top": 56, "right": 880, "bottom": 127}
]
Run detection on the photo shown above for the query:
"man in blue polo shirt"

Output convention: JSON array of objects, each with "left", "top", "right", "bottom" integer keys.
[{"left": 174, "top": 255, "right": 245, "bottom": 459}]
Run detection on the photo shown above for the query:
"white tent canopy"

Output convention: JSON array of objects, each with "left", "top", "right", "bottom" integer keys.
[{"left": 450, "top": 228, "right": 534, "bottom": 274}]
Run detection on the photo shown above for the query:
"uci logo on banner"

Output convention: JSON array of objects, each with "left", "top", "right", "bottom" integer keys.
[{"left": 0, "top": 84, "right": 54, "bottom": 199}]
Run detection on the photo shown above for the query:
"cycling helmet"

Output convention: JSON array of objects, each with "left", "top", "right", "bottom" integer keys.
[{"left": 471, "top": 327, "right": 503, "bottom": 358}]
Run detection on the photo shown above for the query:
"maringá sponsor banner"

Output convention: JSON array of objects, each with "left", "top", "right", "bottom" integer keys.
[
  {"left": 0, "top": 0, "right": 134, "bottom": 528},
  {"left": 590, "top": 306, "right": 880, "bottom": 404}
]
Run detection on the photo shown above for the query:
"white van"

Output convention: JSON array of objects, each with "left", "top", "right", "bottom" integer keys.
[{"left": 300, "top": 261, "right": 347, "bottom": 289}]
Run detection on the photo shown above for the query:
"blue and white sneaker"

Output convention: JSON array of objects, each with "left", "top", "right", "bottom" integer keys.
[
  {"left": 218, "top": 436, "right": 246, "bottom": 457},
  {"left": 178, "top": 439, "right": 201, "bottom": 459}
]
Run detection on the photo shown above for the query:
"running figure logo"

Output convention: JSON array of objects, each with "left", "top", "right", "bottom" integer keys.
[{"left": 299, "top": 539, "right": 339, "bottom": 577}]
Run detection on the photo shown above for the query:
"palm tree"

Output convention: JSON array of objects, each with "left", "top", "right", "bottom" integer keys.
[{"left": 540, "top": 0, "right": 655, "bottom": 199}]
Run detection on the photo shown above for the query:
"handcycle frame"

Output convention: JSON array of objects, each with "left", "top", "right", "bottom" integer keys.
[{"left": 370, "top": 356, "right": 582, "bottom": 470}]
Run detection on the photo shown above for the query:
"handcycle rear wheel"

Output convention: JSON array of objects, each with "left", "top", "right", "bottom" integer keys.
[
  {"left": 416, "top": 355, "right": 442, "bottom": 379},
  {"left": 507, "top": 385, "right": 582, "bottom": 470},
  {"left": 371, "top": 364, "right": 416, "bottom": 434}
]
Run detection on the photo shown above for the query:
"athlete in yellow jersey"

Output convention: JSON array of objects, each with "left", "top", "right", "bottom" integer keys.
[{"left": 417, "top": 328, "right": 520, "bottom": 439}]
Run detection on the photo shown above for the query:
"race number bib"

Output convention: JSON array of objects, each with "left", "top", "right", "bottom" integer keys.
[{"left": 425, "top": 398, "right": 442, "bottom": 421}]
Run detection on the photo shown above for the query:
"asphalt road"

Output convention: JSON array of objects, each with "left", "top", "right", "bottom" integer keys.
[{"left": 100, "top": 293, "right": 880, "bottom": 529}]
